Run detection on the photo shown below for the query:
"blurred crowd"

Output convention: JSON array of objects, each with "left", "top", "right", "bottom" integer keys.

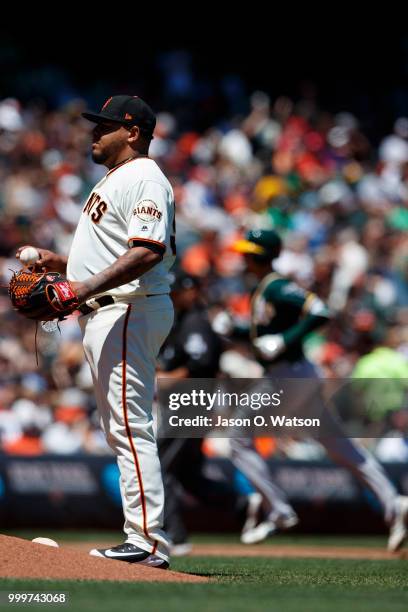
[{"left": 0, "top": 91, "right": 407, "bottom": 459}]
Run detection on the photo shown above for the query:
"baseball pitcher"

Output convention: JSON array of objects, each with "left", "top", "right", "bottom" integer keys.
[{"left": 15, "top": 95, "right": 176, "bottom": 568}]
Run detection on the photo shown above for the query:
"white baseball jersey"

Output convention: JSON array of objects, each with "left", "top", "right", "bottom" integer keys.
[{"left": 67, "top": 157, "right": 176, "bottom": 297}]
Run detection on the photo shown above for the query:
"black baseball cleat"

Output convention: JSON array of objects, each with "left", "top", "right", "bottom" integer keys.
[{"left": 89, "top": 543, "right": 169, "bottom": 569}]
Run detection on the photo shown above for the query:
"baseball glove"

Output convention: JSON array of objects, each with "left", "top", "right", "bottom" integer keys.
[{"left": 8, "top": 270, "right": 79, "bottom": 321}]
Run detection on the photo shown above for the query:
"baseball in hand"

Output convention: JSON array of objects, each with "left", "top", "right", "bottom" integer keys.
[
  {"left": 19, "top": 247, "right": 40, "bottom": 267},
  {"left": 32, "top": 537, "right": 59, "bottom": 548}
]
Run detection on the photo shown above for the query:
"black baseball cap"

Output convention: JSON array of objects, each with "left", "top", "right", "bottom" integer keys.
[{"left": 82, "top": 95, "right": 156, "bottom": 137}]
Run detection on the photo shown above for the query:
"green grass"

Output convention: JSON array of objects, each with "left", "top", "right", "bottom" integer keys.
[
  {"left": 1, "top": 556, "right": 407, "bottom": 612},
  {"left": 190, "top": 533, "right": 388, "bottom": 548}
]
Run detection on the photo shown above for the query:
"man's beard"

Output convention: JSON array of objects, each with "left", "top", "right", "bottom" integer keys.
[{"left": 91, "top": 149, "right": 109, "bottom": 164}]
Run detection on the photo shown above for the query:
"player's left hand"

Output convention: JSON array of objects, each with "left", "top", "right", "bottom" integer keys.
[
  {"left": 8, "top": 270, "right": 79, "bottom": 321},
  {"left": 253, "top": 334, "right": 285, "bottom": 361}
]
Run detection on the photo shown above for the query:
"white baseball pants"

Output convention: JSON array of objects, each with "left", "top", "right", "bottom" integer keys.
[
  {"left": 267, "top": 359, "right": 399, "bottom": 522},
  {"left": 79, "top": 294, "right": 174, "bottom": 561}
]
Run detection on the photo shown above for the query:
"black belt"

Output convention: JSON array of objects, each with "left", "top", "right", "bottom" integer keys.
[
  {"left": 78, "top": 295, "right": 115, "bottom": 315},
  {"left": 78, "top": 294, "right": 167, "bottom": 315}
]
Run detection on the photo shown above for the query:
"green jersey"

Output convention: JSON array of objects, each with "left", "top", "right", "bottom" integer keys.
[{"left": 251, "top": 272, "right": 330, "bottom": 363}]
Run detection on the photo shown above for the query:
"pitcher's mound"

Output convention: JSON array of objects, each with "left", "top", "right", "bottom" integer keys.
[{"left": 0, "top": 535, "right": 207, "bottom": 583}]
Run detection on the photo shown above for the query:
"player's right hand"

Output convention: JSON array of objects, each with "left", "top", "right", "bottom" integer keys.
[
  {"left": 253, "top": 334, "right": 285, "bottom": 360},
  {"left": 16, "top": 246, "right": 68, "bottom": 274}
]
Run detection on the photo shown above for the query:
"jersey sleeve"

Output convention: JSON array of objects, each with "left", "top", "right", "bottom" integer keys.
[
  {"left": 264, "top": 279, "right": 330, "bottom": 317},
  {"left": 262, "top": 278, "right": 330, "bottom": 347},
  {"left": 124, "top": 180, "right": 173, "bottom": 257}
]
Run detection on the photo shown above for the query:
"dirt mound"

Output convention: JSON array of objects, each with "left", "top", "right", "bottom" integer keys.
[{"left": 0, "top": 536, "right": 207, "bottom": 583}]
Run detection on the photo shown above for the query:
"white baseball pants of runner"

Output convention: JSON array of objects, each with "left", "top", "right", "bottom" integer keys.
[
  {"left": 232, "top": 358, "right": 398, "bottom": 523},
  {"left": 79, "top": 294, "right": 174, "bottom": 562}
]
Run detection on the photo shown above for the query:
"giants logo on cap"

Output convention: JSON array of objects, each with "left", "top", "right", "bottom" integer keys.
[{"left": 133, "top": 200, "right": 162, "bottom": 223}]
